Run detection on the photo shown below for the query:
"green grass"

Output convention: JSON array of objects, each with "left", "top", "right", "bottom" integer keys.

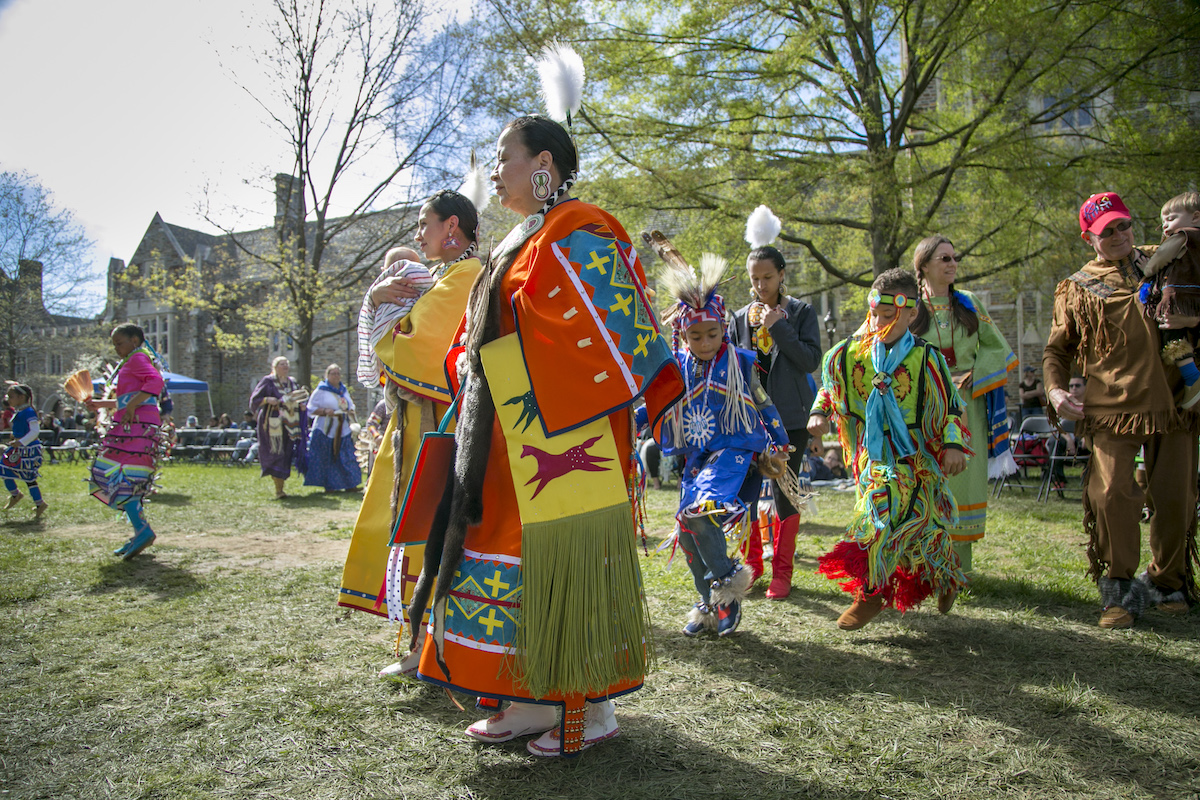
[{"left": 1, "top": 463, "right": 1198, "bottom": 799}]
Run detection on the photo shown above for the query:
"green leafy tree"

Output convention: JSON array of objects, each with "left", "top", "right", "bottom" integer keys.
[{"left": 478, "top": 0, "right": 1200, "bottom": 293}]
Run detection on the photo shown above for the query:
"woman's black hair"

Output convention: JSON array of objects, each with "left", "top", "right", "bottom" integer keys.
[
  {"left": 7, "top": 383, "right": 34, "bottom": 406},
  {"left": 909, "top": 235, "right": 979, "bottom": 337},
  {"left": 747, "top": 245, "right": 786, "bottom": 272},
  {"left": 111, "top": 323, "right": 146, "bottom": 345},
  {"left": 425, "top": 190, "right": 479, "bottom": 243},
  {"left": 502, "top": 115, "right": 579, "bottom": 183}
]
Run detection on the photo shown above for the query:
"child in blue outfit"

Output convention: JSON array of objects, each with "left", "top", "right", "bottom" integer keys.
[
  {"left": 644, "top": 233, "right": 790, "bottom": 636},
  {"left": 1, "top": 384, "right": 48, "bottom": 519}
]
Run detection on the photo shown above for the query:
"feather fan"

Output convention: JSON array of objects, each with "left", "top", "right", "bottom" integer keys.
[
  {"left": 63, "top": 369, "right": 93, "bottom": 403},
  {"left": 744, "top": 204, "right": 782, "bottom": 248},
  {"left": 456, "top": 151, "right": 491, "bottom": 214},
  {"left": 536, "top": 43, "right": 585, "bottom": 124}
]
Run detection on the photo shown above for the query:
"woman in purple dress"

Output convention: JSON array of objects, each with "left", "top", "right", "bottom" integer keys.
[{"left": 250, "top": 356, "right": 309, "bottom": 499}]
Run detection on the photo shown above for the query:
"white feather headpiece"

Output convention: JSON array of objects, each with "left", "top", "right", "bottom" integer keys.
[
  {"left": 455, "top": 151, "right": 491, "bottom": 214},
  {"left": 744, "top": 204, "right": 782, "bottom": 248},
  {"left": 536, "top": 42, "right": 585, "bottom": 125}
]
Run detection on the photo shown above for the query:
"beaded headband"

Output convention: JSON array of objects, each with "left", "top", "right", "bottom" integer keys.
[{"left": 868, "top": 289, "right": 918, "bottom": 309}]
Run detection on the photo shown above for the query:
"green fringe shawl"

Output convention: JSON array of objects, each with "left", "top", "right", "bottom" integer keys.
[{"left": 506, "top": 503, "right": 652, "bottom": 699}]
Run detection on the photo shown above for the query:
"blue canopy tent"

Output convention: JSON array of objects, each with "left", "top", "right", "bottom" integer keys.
[{"left": 92, "top": 371, "right": 214, "bottom": 418}]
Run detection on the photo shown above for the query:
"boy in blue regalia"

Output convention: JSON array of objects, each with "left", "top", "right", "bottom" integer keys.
[{"left": 643, "top": 232, "right": 790, "bottom": 637}]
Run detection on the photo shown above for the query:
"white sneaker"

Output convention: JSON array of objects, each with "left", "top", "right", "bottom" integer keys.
[
  {"left": 465, "top": 701, "right": 557, "bottom": 743},
  {"left": 526, "top": 700, "right": 619, "bottom": 757}
]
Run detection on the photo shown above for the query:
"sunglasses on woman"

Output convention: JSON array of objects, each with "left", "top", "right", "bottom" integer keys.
[
  {"left": 934, "top": 254, "right": 962, "bottom": 264},
  {"left": 1096, "top": 220, "right": 1132, "bottom": 239}
]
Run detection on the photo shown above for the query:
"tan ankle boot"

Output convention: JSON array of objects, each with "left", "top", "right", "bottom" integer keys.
[{"left": 836, "top": 592, "right": 885, "bottom": 630}]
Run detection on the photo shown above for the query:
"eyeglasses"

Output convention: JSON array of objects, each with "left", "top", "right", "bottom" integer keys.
[
  {"left": 1096, "top": 220, "right": 1132, "bottom": 239},
  {"left": 935, "top": 254, "right": 962, "bottom": 264}
]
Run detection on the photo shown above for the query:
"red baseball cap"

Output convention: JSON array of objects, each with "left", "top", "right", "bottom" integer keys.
[{"left": 1078, "top": 192, "right": 1131, "bottom": 238}]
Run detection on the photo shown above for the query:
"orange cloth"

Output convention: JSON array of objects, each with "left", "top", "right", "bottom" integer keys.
[{"left": 417, "top": 201, "right": 683, "bottom": 702}]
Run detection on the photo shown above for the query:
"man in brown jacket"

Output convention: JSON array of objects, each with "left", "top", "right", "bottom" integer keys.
[{"left": 1043, "top": 191, "right": 1198, "bottom": 628}]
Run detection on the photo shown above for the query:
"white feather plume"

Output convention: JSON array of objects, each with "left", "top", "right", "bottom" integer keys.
[
  {"left": 536, "top": 43, "right": 585, "bottom": 124},
  {"left": 698, "top": 252, "right": 728, "bottom": 291},
  {"left": 744, "top": 204, "right": 782, "bottom": 248},
  {"left": 456, "top": 161, "right": 491, "bottom": 214}
]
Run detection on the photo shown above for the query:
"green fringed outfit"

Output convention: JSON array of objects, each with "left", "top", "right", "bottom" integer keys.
[
  {"left": 923, "top": 290, "right": 1016, "bottom": 545},
  {"left": 813, "top": 334, "right": 971, "bottom": 610}
]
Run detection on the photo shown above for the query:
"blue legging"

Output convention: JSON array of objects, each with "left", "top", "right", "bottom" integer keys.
[
  {"left": 124, "top": 498, "right": 153, "bottom": 538},
  {"left": 4, "top": 478, "right": 42, "bottom": 504}
]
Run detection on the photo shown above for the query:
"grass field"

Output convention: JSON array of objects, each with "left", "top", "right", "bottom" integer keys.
[{"left": 1, "top": 462, "right": 1197, "bottom": 799}]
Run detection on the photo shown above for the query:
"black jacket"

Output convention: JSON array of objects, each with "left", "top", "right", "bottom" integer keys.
[{"left": 729, "top": 296, "right": 823, "bottom": 430}]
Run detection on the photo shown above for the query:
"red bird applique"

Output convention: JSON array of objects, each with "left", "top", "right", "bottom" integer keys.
[{"left": 521, "top": 435, "right": 613, "bottom": 499}]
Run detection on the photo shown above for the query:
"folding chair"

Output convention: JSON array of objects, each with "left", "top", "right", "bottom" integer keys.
[
  {"left": 993, "top": 415, "right": 1056, "bottom": 497},
  {"left": 1039, "top": 427, "right": 1089, "bottom": 502}
]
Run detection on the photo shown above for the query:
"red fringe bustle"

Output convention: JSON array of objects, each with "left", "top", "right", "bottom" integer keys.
[{"left": 817, "top": 540, "right": 937, "bottom": 612}]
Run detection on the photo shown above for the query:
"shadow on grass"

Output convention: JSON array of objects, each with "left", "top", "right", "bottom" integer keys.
[
  {"left": 90, "top": 555, "right": 205, "bottom": 599},
  {"left": 148, "top": 491, "right": 192, "bottom": 507},
  {"left": 960, "top": 573, "right": 1093, "bottom": 614},
  {"left": 457, "top": 717, "right": 877, "bottom": 800},
  {"left": 0, "top": 516, "right": 48, "bottom": 531},
  {"left": 656, "top": 606, "right": 1200, "bottom": 798},
  {"left": 277, "top": 493, "right": 345, "bottom": 508}
]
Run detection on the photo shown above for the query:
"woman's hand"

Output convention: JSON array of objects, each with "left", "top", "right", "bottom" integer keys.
[
  {"left": 262, "top": 396, "right": 280, "bottom": 407},
  {"left": 1049, "top": 387, "right": 1084, "bottom": 421},
  {"left": 119, "top": 406, "right": 138, "bottom": 426},
  {"left": 371, "top": 276, "right": 423, "bottom": 306},
  {"left": 763, "top": 306, "right": 786, "bottom": 328},
  {"left": 941, "top": 448, "right": 967, "bottom": 476},
  {"left": 807, "top": 413, "right": 830, "bottom": 438}
]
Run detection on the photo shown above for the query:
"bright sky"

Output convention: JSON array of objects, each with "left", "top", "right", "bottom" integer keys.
[{"left": 0, "top": 0, "right": 449, "bottom": 314}]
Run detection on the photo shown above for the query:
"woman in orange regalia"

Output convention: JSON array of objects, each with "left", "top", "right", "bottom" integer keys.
[{"left": 405, "top": 115, "right": 683, "bottom": 757}]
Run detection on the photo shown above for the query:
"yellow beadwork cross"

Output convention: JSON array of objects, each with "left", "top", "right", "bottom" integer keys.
[
  {"left": 479, "top": 607, "right": 505, "bottom": 637},
  {"left": 634, "top": 332, "right": 652, "bottom": 357},
  {"left": 585, "top": 251, "right": 608, "bottom": 275},
  {"left": 483, "top": 570, "right": 510, "bottom": 598},
  {"left": 610, "top": 293, "right": 633, "bottom": 316}
]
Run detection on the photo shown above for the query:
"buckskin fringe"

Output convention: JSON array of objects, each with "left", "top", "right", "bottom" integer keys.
[
  {"left": 1080, "top": 409, "right": 1199, "bottom": 438},
  {"left": 1080, "top": 454, "right": 1106, "bottom": 583}
]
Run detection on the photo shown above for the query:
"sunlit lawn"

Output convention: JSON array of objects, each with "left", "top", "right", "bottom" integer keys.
[{"left": 0, "top": 462, "right": 1196, "bottom": 799}]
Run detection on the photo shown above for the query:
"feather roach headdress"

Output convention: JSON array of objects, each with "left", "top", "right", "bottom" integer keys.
[
  {"left": 642, "top": 230, "right": 730, "bottom": 334},
  {"left": 744, "top": 205, "right": 782, "bottom": 248},
  {"left": 643, "top": 229, "right": 758, "bottom": 439},
  {"left": 536, "top": 42, "right": 585, "bottom": 128}
]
